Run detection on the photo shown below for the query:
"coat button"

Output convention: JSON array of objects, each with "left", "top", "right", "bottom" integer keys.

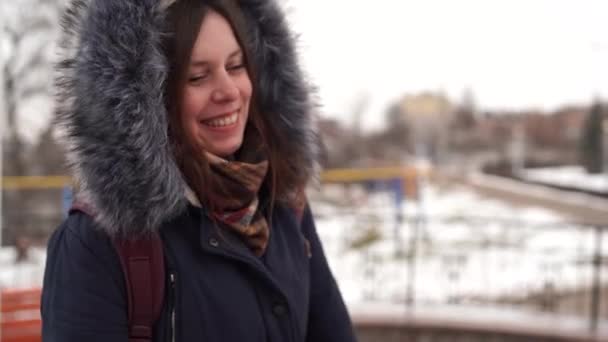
[
  {"left": 272, "top": 302, "right": 287, "bottom": 316},
  {"left": 209, "top": 237, "right": 219, "bottom": 247}
]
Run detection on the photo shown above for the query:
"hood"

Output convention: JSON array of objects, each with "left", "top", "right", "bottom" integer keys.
[{"left": 55, "top": 0, "right": 319, "bottom": 238}]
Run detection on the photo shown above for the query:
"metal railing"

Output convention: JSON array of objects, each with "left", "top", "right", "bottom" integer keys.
[{"left": 314, "top": 207, "right": 608, "bottom": 340}]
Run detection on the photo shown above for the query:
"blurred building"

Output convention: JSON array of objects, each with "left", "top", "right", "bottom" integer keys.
[{"left": 397, "top": 91, "right": 455, "bottom": 162}]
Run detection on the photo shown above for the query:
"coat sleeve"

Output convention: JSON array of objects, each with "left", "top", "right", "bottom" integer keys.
[
  {"left": 41, "top": 213, "right": 129, "bottom": 342},
  {"left": 301, "top": 205, "right": 358, "bottom": 342}
]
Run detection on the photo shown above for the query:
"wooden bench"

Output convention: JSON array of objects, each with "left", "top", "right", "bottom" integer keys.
[{"left": 1, "top": 288, "right": 42, "bottom": 342}]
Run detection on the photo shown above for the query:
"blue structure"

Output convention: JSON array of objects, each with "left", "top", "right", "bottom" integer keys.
[{"left": 62, "top": 186, "right": 73, "bottom": 218}]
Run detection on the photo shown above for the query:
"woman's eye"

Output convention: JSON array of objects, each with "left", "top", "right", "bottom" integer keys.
[
  {"left": 227, "top": 63, "right": 245, "bottom": 72},
  {"left": 188, "top": 74, "right": 208, "bottom": 83}
]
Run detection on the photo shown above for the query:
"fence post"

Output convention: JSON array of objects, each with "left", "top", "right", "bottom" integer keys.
[
  {"left": 406, "top": 175, "right": 425, "bottom": 313},
  {"left": 590, "top": 226, "right": 603, "bottom": 333},
  {"left": 406, "top": 213, "right": 420, "bottom": 312},
  {"left": 393, "top": 178, "right": 404, "bottom": 256}
]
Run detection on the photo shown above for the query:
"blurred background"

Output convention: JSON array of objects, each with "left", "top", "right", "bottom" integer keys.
[{"left": 1, "top": 0, "right": 608, "bottom": 341}]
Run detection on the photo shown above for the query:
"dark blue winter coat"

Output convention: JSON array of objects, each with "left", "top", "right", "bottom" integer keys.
[{"left": 41, "top": 203, "right": 357, "bottom": 342}]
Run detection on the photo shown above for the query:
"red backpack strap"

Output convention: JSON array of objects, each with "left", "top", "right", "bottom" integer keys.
[
  {"left": 113, "top": 236, "right": 165, "bottom": 342},
  {"left": 70, "top": 199, "right": 165, "bottom": 342}
]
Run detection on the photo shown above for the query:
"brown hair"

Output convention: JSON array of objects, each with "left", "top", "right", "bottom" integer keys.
[{"left": 163, "top": 0, "right": 303, "bottom": 213}]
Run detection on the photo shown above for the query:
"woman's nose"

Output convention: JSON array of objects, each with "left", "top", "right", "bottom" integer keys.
[{"left": 211, "top": 72, "right": 239, "bottom": 103}]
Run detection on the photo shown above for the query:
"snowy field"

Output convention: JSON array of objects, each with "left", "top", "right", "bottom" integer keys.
[
  {"left": 312, "top": 181, "right": 607, "bottom": 307},
  {"left": 0, "top": 246, "right": 46, "bottom": 289}
]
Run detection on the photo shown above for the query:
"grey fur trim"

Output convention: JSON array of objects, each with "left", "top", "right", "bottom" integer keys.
[
  {"left": 54, "top": 0, "right": 319, "bottom": 237},
  {"left": 158, "top": 0, "right": 177, "bottom": 11},
  {"left": 241, "top": 0, "right": 321, "bottom": 186}
]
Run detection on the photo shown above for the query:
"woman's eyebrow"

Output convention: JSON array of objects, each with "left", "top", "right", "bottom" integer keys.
[{"left": 227, "top": 49, "right": 243, "bottom": 60}]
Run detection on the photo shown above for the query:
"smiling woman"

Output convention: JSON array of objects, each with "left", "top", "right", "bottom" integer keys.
[
  {"left": 179, "top": 10, "right": 252, "bottom": 157},
  {"left": 41, "top": 0, "right": 357, "bottom": 341}
]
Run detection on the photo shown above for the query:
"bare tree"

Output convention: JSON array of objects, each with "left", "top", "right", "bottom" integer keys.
[
  {"left": 1, "top": 0, "right": 60, "bottom": 245},
  {"left": 1, "top": 0, "right": 59, "bottom": 175}
]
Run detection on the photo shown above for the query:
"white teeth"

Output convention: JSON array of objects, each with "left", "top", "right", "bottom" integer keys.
[{"left": 204, "top": 112, "right": 238, "bottom": 127}]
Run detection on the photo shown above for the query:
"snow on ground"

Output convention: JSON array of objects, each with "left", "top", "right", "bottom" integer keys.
[
  {"left": 520, "top": 165, "right": 608, "bottom": 193},
  {"left": 0, "top": 246, "right": 46, "bottom": 289},
  {"left": 312, "top": 181, "right": 607, "bottom": 307}
]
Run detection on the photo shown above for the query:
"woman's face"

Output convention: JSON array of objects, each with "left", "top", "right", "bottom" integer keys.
[{"left": 181, "top": 10, "right": 252, "bottom": 158}]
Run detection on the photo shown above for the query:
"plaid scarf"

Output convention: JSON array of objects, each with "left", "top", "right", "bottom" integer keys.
[
  {"left": 184, "top": 127, "right": 308, "bottom": 257},
  {"left": 205, "top": 144, "right": 270, "bottom": 257}
]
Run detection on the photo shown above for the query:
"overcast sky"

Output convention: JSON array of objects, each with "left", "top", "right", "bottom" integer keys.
[
  {"left": 284, "top": 0, "right": 608, "bottom": 130},
  {"left": 3, "top": 0, "right": 608, "bottom": 141}
]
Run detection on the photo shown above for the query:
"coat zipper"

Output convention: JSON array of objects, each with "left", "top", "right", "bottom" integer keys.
[{"left": 169, "top": 272, "right": 176, "bottom": 342}]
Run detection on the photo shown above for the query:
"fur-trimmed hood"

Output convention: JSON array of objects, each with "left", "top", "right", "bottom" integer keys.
[{"left": 55, "top": 0, "right": 319, "bottom": 238}]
